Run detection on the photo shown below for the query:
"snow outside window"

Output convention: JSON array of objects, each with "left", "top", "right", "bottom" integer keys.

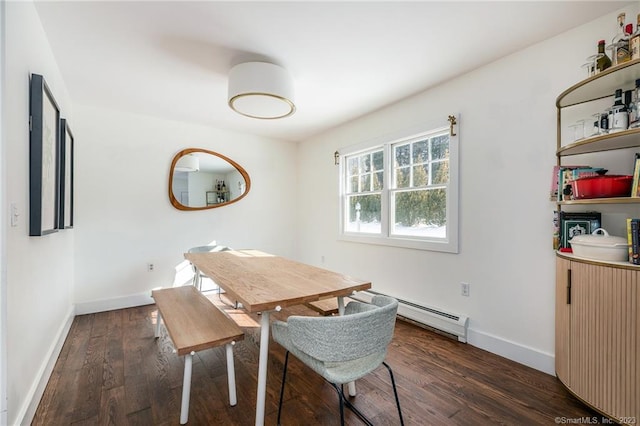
[{"left": 339, "top": 122, "right": 459, "bottom": 253}]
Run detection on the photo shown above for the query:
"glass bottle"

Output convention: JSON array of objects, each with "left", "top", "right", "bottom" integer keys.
[
  {"left": 596, "top": 40, "right": 612, "bottom": 73},
  {"left": 600, "top": 111, "right": 609, "bottom": 134},
  {"left": 611, "top": 88, "right": 628, "bottom": 132},
  {"left": 610, "top": 13, "right": 630, "bottom": 66},
  {"left": 632, "top": 14, "right": 640, "bottom": 60},
  {"left": 631, "top": 79, "right": 640, "bottom": 128}
]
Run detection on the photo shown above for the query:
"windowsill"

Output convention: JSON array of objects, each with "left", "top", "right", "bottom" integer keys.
[{"left": 338, "top": 233, "right": 458, "bottom": 253}]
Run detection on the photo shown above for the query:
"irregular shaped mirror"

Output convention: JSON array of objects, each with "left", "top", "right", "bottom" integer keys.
[{"left": 169, "top": 148, "right": 251, "bottom": 210}]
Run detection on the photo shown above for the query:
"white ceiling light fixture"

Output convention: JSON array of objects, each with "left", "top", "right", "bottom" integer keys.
[
  {"left": 228, "top": 61, "right": 295, "bottom": 119},
  {"left": 175, "top": 154, "right": 200, "bottom": 172}
]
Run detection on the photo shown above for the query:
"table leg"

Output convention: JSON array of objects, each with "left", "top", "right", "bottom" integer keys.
[
  {"left": 155, "top": 311, "right": 162, "bottom": 338},
  {"left": 226, "top": 342, "right": 237, "bottom": 406},
  {"left": 337, "top": 296, "right": 357, "bottom": 397},
  {"left": 255, "top": 310, "right": 271, "bottom": 426},
  {"left": 180, "top": 351, "right": 194, "bottom": 425}
]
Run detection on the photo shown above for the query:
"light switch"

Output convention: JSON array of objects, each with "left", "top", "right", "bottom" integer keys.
[{"left": 10, "top": 203, "right": 18, "bottom": 227}]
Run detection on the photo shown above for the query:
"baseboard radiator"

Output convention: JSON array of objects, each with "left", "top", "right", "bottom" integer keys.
[{"left": 352, "top": 290, "right": 469, "bottom": 343}]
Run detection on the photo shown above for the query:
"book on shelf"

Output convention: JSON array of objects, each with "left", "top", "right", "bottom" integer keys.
[
  {"left": 551, "top": 165, "right": 589, "bottom": 202},
  {"left": 628, "top": 218, "right": 640, "bottom": 264},
  {"left": 554, "top": 211, "right": 601, "bottom": 250},
  {"left": 569, "top": 167, "right": 605, "bottom": 181},
  {"left": 631, "top": 153, "right": 640, "bottom": 198}
]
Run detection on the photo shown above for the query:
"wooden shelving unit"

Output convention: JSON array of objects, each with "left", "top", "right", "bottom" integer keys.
[{"left": 555, "top": 61, "right": 640, "bottom": 425}]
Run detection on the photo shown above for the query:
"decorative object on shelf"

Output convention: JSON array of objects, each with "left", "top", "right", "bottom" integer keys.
[
  {"left": 59, "top": 119, "right": 74, "bottom": 229},
  {"left": 29, "top": 73, "right": 60, "bottom": 237},
  {"left": 227, "top": 61, "right": 295, "bottom": 119}
]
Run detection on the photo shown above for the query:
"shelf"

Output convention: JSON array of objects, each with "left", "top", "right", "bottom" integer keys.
[
  {"left": 556, "top": 251, "right": 640, "bottom": 271},
  {"left": 558, "top": 196, "right": 640, "bottom": 205},
  {"left": 557, "top": 59, "right": 640, "bottom": 108},
  {"left": 558, "top": 127, "right": 640, "bottom": 156}
]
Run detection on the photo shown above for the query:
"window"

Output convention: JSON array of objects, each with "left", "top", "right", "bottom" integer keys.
[{"left": 340, "top": 121, "right": 458, "bottom": 252}]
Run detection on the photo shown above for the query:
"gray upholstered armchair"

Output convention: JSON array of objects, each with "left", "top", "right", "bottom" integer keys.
[{"left": 272, "top": 295, "right": 404, "bottom": 425}]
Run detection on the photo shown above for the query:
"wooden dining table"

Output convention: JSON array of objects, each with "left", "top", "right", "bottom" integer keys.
[{"left": 184, "top": 249, "right": 372, "bottom": 426}]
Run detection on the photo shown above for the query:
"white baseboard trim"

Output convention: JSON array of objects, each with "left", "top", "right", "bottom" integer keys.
[
  {"left": 17, "top": 305, "right": 75, "bottom": 426},
  {"left": 75, "top": 291, "right": 154, "bottom": 315},
  {"left": 467, "top": 328, "right": 555, "bottom": 376}
]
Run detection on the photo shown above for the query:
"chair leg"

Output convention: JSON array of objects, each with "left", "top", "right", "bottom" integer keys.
[
  {"left": 330, "top": 382, "right": 373, "bottom": 426},
  {"left": 330, "top": 383, "right": 345, "bottom": 425},
  {"left": 382, "top": 361, "right": 405, "bottom": 426},
  {"left": 277, "top": 351, "right": 290, "bottom": 426}
]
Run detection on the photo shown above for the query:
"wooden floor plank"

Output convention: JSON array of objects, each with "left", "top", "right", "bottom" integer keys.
[{"left": 32, "top": 301, "right": 601, "bottom": 425}]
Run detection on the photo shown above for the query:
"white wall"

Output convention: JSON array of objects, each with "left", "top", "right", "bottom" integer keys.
[
  {"left": 3, "top": 3, "right": 635, "bottom": 422},
  {"left": 295, "top": 5, "right": 636, "bottom": 374},
  {"left": 72, "top": 105, "right": 298, "bottom": 311},
  {"left": 0, "top": 1, "right": 6, "bottom": 424},
  {"left": 4, "top": 3, "right": 75, "bottom": 425}
]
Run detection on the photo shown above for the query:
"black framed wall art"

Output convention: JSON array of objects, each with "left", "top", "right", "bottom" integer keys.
[
  {"left": 59, "top": 119, "right": 74, "bottom": 229},
  {"left": 29, "top": 73, "right": 60, "bottom": 236}
]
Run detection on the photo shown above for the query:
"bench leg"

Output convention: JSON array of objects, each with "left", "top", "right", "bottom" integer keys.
[
  {"left": 180, "top": 351, "right": 194, "bottom": 424},
  {"left": 226, "top": 342, "right": 237, "bottom": 406},
  {"left": 155, "top": 311, "right": 163, "bottom": 338}
]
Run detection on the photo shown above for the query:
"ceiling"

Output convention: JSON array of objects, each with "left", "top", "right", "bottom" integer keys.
[{"left": 33, "top": 1, "right": 628, "bottom": 143}]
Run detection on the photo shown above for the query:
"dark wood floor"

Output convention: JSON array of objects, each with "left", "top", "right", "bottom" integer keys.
[{"left": 32, "top": 293, "right": 600, "bottom": 425}]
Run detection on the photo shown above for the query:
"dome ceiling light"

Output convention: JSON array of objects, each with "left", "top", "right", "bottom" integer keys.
[
  {"left": 174, "top": 154, "right": 200, "bottom": 172},
  {"left": 228, "top": 62, "right": 295, "bottom": 119}
]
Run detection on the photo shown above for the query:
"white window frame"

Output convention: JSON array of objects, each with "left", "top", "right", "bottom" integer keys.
[{"left": 338, "top": 117, "right": 459, "bottom": 253}]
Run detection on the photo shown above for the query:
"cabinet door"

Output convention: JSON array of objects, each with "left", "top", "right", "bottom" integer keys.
[
  {"left": 555, "top": 257, "right": 571, "bottom": 385},
  {"left": 570, "top": 261, "right": 639, "bottom": 422}
]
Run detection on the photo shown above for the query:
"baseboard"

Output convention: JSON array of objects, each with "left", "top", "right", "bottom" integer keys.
[
  {"left": 467, "top": 328, "right": 555, "bottom": 375},
  {"left": 17, "top": 305, "right": 75, "bottom": 426},
  {"left": 74, "top": 291, "right": 154, "bottom": 315}
]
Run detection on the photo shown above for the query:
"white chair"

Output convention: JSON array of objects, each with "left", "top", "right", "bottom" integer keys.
[
  {"left": 187, "top": 244, "right": 231, "bottom": 291},
  {"left": 272, "top": 295, "right": 404, "bottom": 425}
]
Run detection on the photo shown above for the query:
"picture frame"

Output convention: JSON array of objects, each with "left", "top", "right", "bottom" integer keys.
[
  {"left": 59, "top": 119, "right": 74, "bottom": 229},
  {"left": 29, "top": 73, "right": 60, "bottom": 236}
]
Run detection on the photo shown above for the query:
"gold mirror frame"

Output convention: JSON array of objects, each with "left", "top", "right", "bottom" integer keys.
[{"left": 168, "top": 148, "right": 251, "bottom": 211}]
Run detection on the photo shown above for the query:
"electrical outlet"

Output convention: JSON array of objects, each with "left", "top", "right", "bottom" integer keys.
[
  {"left": 461, "top": 282, "right": 470, "bottom": 297},
  {"left": 10, "top": 203, "right": 18, "bottom": 227},
  {"left": 148, "top": 263, "right": 154, "bottom": 272}
]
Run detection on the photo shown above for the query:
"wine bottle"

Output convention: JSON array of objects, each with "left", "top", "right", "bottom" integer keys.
[
  {"left": 611, "top": 88, "right": 628, "bottom": 132},
  {"left": 596, "top": 40, "right": 612, "bottom": 73}
]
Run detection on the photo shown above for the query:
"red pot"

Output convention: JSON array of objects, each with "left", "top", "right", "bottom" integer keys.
[{"left": 570, "top": 175, "right": 633, "bottom": 199}]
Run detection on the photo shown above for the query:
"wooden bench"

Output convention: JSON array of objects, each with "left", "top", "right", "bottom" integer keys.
[{"left": 151, "top": 286, "right": 244, "bottom": 424}]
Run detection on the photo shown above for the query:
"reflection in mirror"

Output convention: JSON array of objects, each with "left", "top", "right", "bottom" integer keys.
[{"left": 169, "top": 148, "right": 251, "bottom": 210}]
